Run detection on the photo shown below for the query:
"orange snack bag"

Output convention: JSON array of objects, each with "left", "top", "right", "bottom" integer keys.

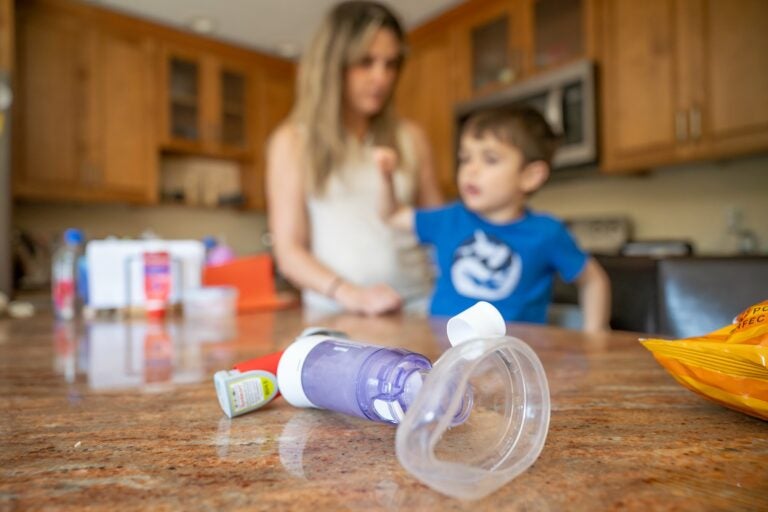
[{"left": 641, "top": 300, "right": 768, "bottom": 421}]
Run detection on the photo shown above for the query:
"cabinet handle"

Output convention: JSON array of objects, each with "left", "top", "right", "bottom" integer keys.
[
  {"left": 689, "top": 106, "right": 701, "bottom": 141},
  {"left": 675, "top": 111, "right": 688, "bottom": 142}
]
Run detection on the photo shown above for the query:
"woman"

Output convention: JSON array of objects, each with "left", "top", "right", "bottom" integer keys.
[{"left": 267, "top": 1, "right": 443, "bottom": 315}]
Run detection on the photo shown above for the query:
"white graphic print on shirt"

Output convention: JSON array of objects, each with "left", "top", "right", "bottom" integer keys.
[{"left": 450, "top": 230, "right": 521, "bottom": 300}]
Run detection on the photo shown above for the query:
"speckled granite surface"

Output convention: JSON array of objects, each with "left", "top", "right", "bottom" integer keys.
[{"left": 1, "top": 309, "right": 766, "bottom": 511}]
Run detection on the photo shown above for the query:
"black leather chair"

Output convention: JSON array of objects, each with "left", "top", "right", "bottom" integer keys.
[
  {"left": 550, "top": 255, "right": 660, "bottom": 333},
  {"left": 599, "top": 255, "right": 660, "bottom": 333},
  {"left": 657, "top": 257, "right": 768, "bottom": 338}
]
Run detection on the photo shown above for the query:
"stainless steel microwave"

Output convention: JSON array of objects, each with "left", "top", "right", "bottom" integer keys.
[{"left": 455, "top": 59, "right": 597, "bottom": 169}]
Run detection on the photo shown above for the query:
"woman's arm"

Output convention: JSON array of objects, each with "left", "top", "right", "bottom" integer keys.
[
  {"left": 267, "top": 124, "right": 402, "bottom": 315},
  {"left": 267, "top": 124, "right": 334, "bottom": 295},
  {"left": 575, "top": 258, "right": 612, "bottom": 333}
]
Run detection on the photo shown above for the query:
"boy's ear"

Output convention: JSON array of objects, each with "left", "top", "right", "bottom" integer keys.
[{"left": 520, "top": 161, "right": 550, "bottom": 193}]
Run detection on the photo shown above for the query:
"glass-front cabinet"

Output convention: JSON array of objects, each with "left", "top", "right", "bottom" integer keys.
[
  {"left": 455, "top": 0, "right": 594, "bottom": 100},
  {"left": 456, "top": 1, "right": 528, "bottom": 99},
  {"left": 471, "top": 15, "right": 515, "bottom": 91},
  {"left": 532, "top": 0, "right": 585, "bottom": 71},
  {"left": 168, "top": 56, "right": 200, "bottom": 142},
  {"left": 161, "top": 47, "right": 250, "bottom": 157},
  {"left": 219, "top": 69, "right": 247, "bottom": 148}
]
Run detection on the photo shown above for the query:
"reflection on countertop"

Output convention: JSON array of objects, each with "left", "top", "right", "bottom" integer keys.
[{"left": 52, "top": 316, "right": 238, "bottom": 391}]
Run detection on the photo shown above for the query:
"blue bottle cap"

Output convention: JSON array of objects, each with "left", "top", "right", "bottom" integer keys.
[
  {"left": 64, "top": 228, "right": 84, "bottom": 246},
  {"left": 202, "top": 236, "right": 217, "bottom": 250}
]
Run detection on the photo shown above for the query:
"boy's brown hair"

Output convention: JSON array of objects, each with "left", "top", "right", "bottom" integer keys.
[{"left": 461, "top": 106, "right": 561, "bottom": 166}]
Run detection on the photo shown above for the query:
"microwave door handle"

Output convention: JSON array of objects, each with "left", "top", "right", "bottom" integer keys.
[{"left": 546, "top": 88, "right": 564, "bottom": 135}]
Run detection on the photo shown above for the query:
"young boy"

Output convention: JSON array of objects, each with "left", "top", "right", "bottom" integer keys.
[{"left": 377, "top": 106, "right": 611, "bottom": 332}]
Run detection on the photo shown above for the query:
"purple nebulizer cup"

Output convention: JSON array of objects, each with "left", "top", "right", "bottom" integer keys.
[{"left": 276, "top": 332, "right": 471, "bottom": 424}]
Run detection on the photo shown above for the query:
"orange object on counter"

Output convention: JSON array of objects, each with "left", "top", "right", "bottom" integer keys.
[
  {"left": 233, "top": 351, "right": 284, "bottom": 375},
  {"left": 202, "top": 254, "right": 297, "bottom": 313},
  {"left": 641, "top": 299, "right": 768, "bottom": 421}
]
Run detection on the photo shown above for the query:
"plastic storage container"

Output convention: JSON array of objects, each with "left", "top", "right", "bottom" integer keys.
[{"left": 182, "top": 286, "right": 238, "bottom": 319}]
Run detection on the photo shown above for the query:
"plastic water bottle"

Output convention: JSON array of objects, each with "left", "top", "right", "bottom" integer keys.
[{"left": 51, "top": 228, "right": 84, "bottom": 320}]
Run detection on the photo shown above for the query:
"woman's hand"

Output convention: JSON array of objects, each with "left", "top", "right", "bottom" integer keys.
[{"left": 335, "top": 282, "right": 403, "bottom": 316}]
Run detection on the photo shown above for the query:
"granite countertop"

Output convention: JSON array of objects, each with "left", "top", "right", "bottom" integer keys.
[{"left": 1, "top": 308, "right": 766, "bottom": 511}]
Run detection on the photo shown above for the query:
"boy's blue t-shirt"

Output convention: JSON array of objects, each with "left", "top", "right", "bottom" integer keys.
[{"left": 414, "top": 202, "right": 588, "bottom": 323}]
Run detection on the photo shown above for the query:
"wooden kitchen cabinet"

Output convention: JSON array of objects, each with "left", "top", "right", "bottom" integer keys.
[
  {"left": 159, "top": 47, "right": 252, "bottom": 158},
  {"left": 13, "top": 0, "right": 297, "bottom": 209},
  {"left": 452, "top": 0, "right": 531, "bottom": 101},
  {"left": 601, "top": 0, "right": 768, "bottom": 172},
  {"left": 13, "top": 2, "right": 157, "bottom": 203},
  {"left": 241, "top": 62, "right": 295, "bottom": 211},
  {"left": 159, "top": 45, "right": 297, "bottom": 211},
  {"left": 88, "top": 27, "right": 157, "bottom": 200},
  {"left": 452, "top": 0, "right": 599, "bottom": 101},
  {"left": 397, "top": 30, "right": 458, "bottom": 197},
  {"left": 397, "top": 0, "right": 600, "bottom": 198},
  {"left": 691, "top": 0, "right": 768, "bottom": 160},
  {"left": 532, "top": 0, "right": 595, "bottom": 72}
]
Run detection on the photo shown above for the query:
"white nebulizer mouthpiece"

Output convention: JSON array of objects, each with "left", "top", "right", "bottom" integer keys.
[
  {"left": 446, "top": 300, "right": 507, "bottom": 346},
  {"left": 396, "top": 301, "right": 551, "bottom": 500}
]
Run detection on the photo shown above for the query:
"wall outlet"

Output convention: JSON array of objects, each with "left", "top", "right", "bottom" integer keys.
[{"left": 725, "top": 206, "right": 744, "bottom": 232}]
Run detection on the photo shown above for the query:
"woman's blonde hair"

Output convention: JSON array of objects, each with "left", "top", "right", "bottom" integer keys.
[{"left": 292, "top": 1, "right": 407, "bottom": 194}]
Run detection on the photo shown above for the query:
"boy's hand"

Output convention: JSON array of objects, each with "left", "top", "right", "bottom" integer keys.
[
  {"left": 373, "top": 146, "right": 398, "bottom": 177},
  {"left": 374, "top": 145, "right": 416, "bottom": 233}
]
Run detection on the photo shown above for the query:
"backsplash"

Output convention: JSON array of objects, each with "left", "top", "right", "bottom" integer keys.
[
  {"left": 12, "top": 154, "right": 768, "bottom": 266},
  {"left": 530, "top": 153, "right": 768, "bottom": 255},
  {"left": 13, "top": 202, "right": 269, "bottom": 255}
]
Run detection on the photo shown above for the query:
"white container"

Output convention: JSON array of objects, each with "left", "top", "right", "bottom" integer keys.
[
  {"left": 86, "top": 239, "right": 205, "bottom": 311},
  {"left": 182, "top": 286, "right": 238, "bottom": 319}
]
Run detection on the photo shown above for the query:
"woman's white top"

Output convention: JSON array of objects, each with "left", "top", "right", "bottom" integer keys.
[{"left": 303, "top": 127, "right": 433, "bottom": 313}]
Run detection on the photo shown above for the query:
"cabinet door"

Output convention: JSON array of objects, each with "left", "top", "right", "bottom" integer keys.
[
  {"left": 91, "top": 27, "right": 157, "bottom": 202},
  {"left": 13, "top": 6, "right": 84, "bottom": 198},
  {"left": 218, "top": 65, "right": 249, "bottom": 152},
  {"left": 600, "top": 0, "right": 681, "bottom": 171},
  {"left": 243, "top": 66, "right": 294, "bottom": 211},
  {"left": 697, "top": 0, "right": 768, "bottom": 157},
  {"left": 397, "top": 31, "right": 457, "bottom": 198},
  {"left": 532, "top": 0, "right": 586, "bottom": 71},
  {"left": 162, "top": 48, "right": 203, "bottom": 149},
  {"left": 161, "top": 48, "right": 252, "bottom": 157},
  {"left": 454, "top": 0, "right": 530, "bottom": 100}
]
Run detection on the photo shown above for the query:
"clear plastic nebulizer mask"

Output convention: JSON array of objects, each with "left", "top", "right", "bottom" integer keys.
[
  {"left": 274, "top": 302, "right": 551, "bottom": 500},
  {"left": 396, "top": 307, "right": 551, "bottom": 500}
]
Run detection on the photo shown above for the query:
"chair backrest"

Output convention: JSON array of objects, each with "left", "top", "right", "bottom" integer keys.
[
  {"left": 549, "top": 255, "right": 660, "bottom": 333},
  {"left": 601, "top": 256, "right": 660, "bottom": 333},
  {"left": 658, "top": 257, "right": 768, "bottom": 338}
]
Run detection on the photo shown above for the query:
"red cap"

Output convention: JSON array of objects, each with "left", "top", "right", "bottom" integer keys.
[{"left": 233, "top": 351, "right": 284, "bottom": 375}]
